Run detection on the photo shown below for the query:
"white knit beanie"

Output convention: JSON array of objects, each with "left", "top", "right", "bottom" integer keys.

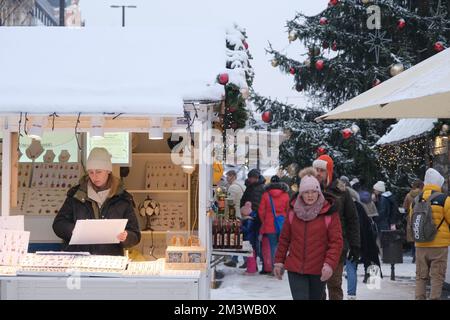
[
  {"left": 424, "top": 168, "right": 445, "bottom": 187},
  {"left": 312, "top": 159, "right": 328, "bottom": 171},
  {"left": 373, "top": 181, "right": 386, "bottom": 193},
  {"left": 86, "top": 147, "right": 112, "bottom": 172}
]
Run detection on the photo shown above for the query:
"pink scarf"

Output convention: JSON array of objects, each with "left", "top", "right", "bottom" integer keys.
[{"left": 293, "top": 192, "right": 325, "bottom": 221}]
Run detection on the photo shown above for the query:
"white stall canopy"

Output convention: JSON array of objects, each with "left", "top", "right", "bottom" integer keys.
[
  {"left": 317, "top": 48, "right": 450, "bottom": 120},
  {"left": 0, "top": 27, "right": 225, "bottom": 116}
]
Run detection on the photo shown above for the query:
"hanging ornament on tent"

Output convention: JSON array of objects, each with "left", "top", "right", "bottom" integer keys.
[
  {"left": 317, "top": 146, "right": 327, "bottom": 155},
  {"left": 390, "top": 63, "right": 404, "bottom": 76},
  {"left": 288, "top": 30, "right": 298, "bottom": 42},
  {"left": 228, "top": 106, "right": 237, "bottom": 113},
  {"left": 315, "top": 59, "right": 325, "bottom": 71},
  {"left": 342, "top": 128, "right": 353, "bottom": 139},
  {"left": 433, "top": 41, "right": 445, "bottom": 52},
  {"left": 243, "top": 41, "right": 249, "bottom": 50},
  {"left": 289, "top": 67, "right": 296, "bottom": 75},
  {"left": 372, "top": 78, "right": 381, "bottom": 87},
  {"left": 271, "top": 59, "right": 279, "bottom": 67},
  {"left": 351, "top": 123, "right": 360, "bottom": 134},
  {"left": 295, "top": 83, "right": 304, "bottom": 92},
  {"left": 397, "top": 18, "right": 406, "bottom": 30},
  {"left": 331, "top": 41, "right": 338, "bottom": 51},
  {"left": 287, "top": 163, "right": 298, "bottom": 177},
  {"left": 319, "top": 17, "right": 329, "bottom": 25},
  {"left": 262, "top": 111, "right": 272, "bottom": 123},
  {"left": 304, "top": 58, "right": 311, "bottom": 67},
  {"left": 441, "top": 124, "right": 449, "bottom": 134},
  {"left": 217, "top": 73, "right": 229, "bottom": 85}
]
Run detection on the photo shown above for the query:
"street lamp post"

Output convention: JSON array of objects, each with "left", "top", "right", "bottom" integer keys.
[{"left": 110, "top": 5, "right": 137, "bottom": 27}]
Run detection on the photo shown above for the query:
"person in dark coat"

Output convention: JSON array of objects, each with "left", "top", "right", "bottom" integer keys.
[
  {"left": 372, "top": 181, "right": 399, "bottom": 232},
  {"left": 53, "top": 147, "right": 141, "bottom": 256},
  {"left": 312, "top": 155, "right": 360, "bottom": 300},
  {"left": 239, "top": 169, "right": 265, "bottom": 273}
]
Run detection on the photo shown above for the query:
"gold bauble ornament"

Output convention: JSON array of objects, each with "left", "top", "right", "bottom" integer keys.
[
  {"left": 304, "top": 58, "right": 311, "bottom": 67},
  {"left": 271, "top": 59, "right": 279, "bottom": 67},
  {"left": 288, "top": 30, "right": 298, "bottom": 42},
  {"left": 390, "top": 63, "right": 404, "bottom": 77},
  {"left": 361, "top": 0, "right": 371, "bottom": 4}
]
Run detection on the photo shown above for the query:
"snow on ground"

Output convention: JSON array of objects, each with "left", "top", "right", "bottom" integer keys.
[{"left": 211, "top": 256, "right": 416, "bottom": 300}]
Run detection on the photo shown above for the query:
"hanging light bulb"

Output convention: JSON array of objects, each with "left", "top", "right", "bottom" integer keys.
[
  {"left": 148, "top": 117, "right": 163, "bottom": 140},
  {"left": 90, "top": 116, "right": 104, "bottom": 140},
  {"left": 28, "top": 116, "right": 46, "bottom": 141}
]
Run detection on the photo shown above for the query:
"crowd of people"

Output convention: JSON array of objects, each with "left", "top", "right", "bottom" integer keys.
[{"left": 220, "top": 155, "right": 450, "bottom": 300}]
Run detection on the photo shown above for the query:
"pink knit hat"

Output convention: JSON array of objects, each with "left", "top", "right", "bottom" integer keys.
[{"left": 299, "top": 175, "right": 321, "bottom": 194}]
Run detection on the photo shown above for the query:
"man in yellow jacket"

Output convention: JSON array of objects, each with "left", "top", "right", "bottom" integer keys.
[{"left": 411, "top": 168, "right": 450, "bottom": 300}]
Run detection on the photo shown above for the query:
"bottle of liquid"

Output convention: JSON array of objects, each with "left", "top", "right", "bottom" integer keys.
[
  {"left": 217, "top": 193, "right": 226, "bottom": 217},
  {"left": 219, "top": 217, "right": 225, "bottom": 249},
  {"left": 212, "top": 218, "right": 219, "bottom": 249},
  {"left": 230, "top": 221, "right": 236, "bottom": 249},
  {"left": 236, "top": 220, "right": 243, "bottom": 249},
  {"left": 223, "top": 219, "right": 229, "bottom": 249},
  {"left": 228, "top": 202, "right": 236, "bottom": 220}
]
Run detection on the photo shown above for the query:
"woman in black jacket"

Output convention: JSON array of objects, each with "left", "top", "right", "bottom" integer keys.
[{"left": 53, "top": 147, "right": 141, "bottom": 256}]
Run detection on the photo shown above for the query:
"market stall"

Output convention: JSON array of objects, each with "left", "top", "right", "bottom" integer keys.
[{"left": 0, "top": 27, "right": 227, "bottom": 299}]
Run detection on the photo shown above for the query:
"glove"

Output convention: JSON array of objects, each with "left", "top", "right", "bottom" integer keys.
[
  {"left": 320, "top": 263, "right": 333, "bottom": 282},
  {"left": 348, "top": 247, "right": 360, "bottom": 263},
  {"left": 273, "top": 263, "right": 284, "bottom": 280}
]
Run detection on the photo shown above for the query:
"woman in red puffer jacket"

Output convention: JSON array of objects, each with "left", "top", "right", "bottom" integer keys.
[
  {"left": 258, "top": 175, "right": 290, "bottom": 274},
  {"left": 274, "top": 174, "right": 343, "bottom": 300}
]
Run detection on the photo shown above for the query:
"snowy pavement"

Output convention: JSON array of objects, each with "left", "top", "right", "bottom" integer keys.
[{"left": 211, "top": 256, "right": 417, "bottom": 300}]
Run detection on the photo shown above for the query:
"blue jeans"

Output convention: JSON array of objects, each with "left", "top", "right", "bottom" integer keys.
[{"left": 345, "top": 259, "right": 357, "bottom": 296}]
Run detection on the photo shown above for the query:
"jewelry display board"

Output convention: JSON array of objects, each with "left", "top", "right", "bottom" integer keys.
[
  {"left": 145, "top": 162, "right": 188, "bottom": 190},
  {"left": 150, "top": 201, "right": 187, "bottom": 231}
]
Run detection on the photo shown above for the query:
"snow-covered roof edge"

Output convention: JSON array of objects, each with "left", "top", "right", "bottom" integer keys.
[{"left": 376, "top": 118, "right": 437, "bottom": 146}]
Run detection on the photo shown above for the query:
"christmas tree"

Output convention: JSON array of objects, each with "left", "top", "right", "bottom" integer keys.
[{"left": 252, "top": 0, "right": 450, "bottom": 194}]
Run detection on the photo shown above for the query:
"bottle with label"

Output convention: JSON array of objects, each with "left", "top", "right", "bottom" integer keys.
[
  {"left": 219, "top": 217, "right": 225, "bottom": 249},
  {"left": 217, "top": 193, "right": 226, "bottom": 217},
  {"left": 212, "top": 218, "right": 219, "bottom": 249},
  {"left": 236, "top": 220, "right": 243, "bottom": 249},
  {"left": 230, "top": 221, "right": 236, "bottom": 249},
  {"left": 223, "top": 220, "right": 229, "bottom": 249},
  {"left": 228, "top": 202, "right": 236, "bottom": 220}
]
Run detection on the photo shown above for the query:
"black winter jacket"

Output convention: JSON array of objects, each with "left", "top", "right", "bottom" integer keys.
[
  {"left": 53, "top": 176, "right": 141, "bottom": 256},
  {"left": 240, "top": 175, "right": 266, "bottom": 212}
]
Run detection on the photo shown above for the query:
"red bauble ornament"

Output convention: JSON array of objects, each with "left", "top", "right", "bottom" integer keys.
[
  {"left": 289, "top": 67, "right": 296, "bottom": 75},
  {"left": 315, "top": 59, "right": 325, "bottom": 71},
  {"left": 328, "top": 0, "right": 339, "bottom": 6},
  {"left": 372, "top": 78, "right": 381, "bottom": 87},
  {"left": 218, "top": 73, "right": 229, "bottom": 85},
  {"left": 229, "top": 107, "right": 237, "bottom": 113},
  {"left": 434, "top": 41, "right": 445, "bottom": 52},
  {"left": 262, "top": 111, "right": 272, "bottom": 123},
  {"left": 322, "top": 41, "right": 329, "bottom": 49},
  {"left": 295, "top": 83, "right": 304, "bottom": 92},
  {"left": 397, "top": 18, "right": 406, "bottom": 30},
  {"left": 317, "top": 146, "right": 326, "bottom": 155},
  {"left": 243, "top": 41, "right": 249, "bottom": 50},
  {"left": 331, "top": 41, "right": 338, "bottom": 51},
  {"left": 342, "top": 128, "right": 352, "bottom": 139},
  {"left": 319, "top": 17, "right": 328, "bottom": 25}
]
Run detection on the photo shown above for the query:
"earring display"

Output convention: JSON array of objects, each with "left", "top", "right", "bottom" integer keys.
[
  {"left": 149, "top": 202, "right": 187, "bottom": 231},
  {"left": 30, "top": 163, "right": 80, "bottom": 189},
  {"left": 145, "top": 162, "right": 187, "bottom": 190},
  {"left": 17, "top": 163, "right": 32, "bottom": 188},
  {"left": 0, "top": 230, "right": 30, "bottom": 267},
  {"left": 22, "top": 188, "right": 67, "bottom": 216},
  {"left": 122, "top": 259, "right": 165, "bottom": 277}
]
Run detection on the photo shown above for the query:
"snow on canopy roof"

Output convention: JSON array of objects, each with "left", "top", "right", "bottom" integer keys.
[
  {"left": 376, "top": 118, "right": 437, "bottom": 145},
  {"left": 0, "top": 27, "right": 226, "bottom": 116}
]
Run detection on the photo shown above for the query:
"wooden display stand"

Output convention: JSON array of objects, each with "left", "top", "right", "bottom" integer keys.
[{"left": 123, "top": 152, "right": 192, "bottom": 261}]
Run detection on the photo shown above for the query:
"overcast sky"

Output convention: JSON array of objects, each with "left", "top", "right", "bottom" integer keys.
[{"left": 80, "top": 0, "right": 328, "bottom": 108}]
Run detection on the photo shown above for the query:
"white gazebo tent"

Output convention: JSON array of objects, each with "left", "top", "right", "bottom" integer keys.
[
  {"left": 317, "top": 48, "right": 450, "bottom": 120},
  {"left": 0, "top": 27, "right": 226, "bottom": 299}
]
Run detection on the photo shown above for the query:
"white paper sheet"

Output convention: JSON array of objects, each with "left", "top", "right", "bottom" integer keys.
[
  {"left": 0, "top": 215, "right": 24, "bottom": 231},
  {"left": 69, "top": 219, "right": 127, "bottom": 245}
]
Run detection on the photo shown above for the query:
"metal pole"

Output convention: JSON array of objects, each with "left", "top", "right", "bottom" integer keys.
[
  {"left": 122, "top": 6, "right": 125, "bottom": 27},
  {"left": 59, "top": 0, "right": 65, "bottom": 26}
]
